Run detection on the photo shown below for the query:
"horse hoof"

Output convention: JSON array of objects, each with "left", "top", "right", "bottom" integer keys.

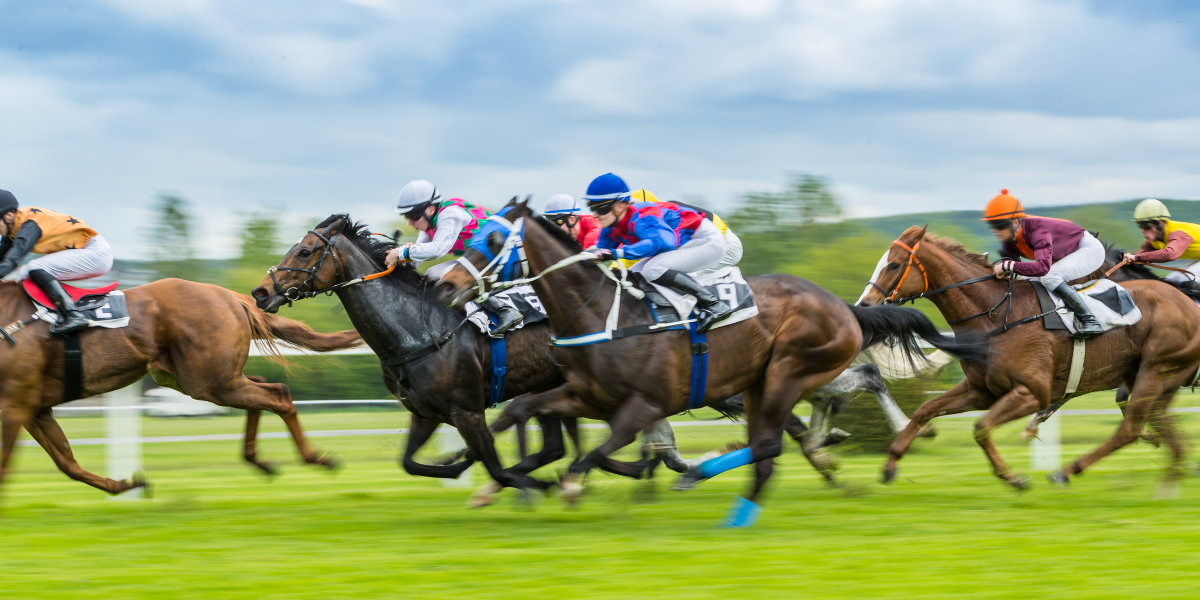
[
  {"left": 253, "top": 460, "right": 282, "bottom": 478},
  {"left": 823, "top": 429, "right": 851, "bottom": 447},
  {"left": 1006, "top": 474, "right": 1032, "bottom": 491},
  {"left": 132, "top": 472, "right": 153, "bottom": 499},
  {"left": 1140, "top": 433, "right": 1162, "bottom": 449},
  {"left": 516, "top": 488, "right": 536, "bottom": 510},
  {"left": 559, "top": 476, "right": 584, "bottom": 508},
  {"left": 880, "top": 467, "right": 897, "bottom": 484},
  {"left": 317, "top": 453, "right": 342, "bottom": 471},
  {"left": 721, "top": 496, "right": 762, "bottom": 528},
  {"left": 1019, "top": 428, "right": 1039, "bottom": 442},
  {"left": 466, "top": 482, "right": 502, "bottom": 509},
  {"left": 1046, "top": 470, "right": 1070, "bottom": 487},
  {"left": 672, "top": 469, "right": 703, "bottom": 492},
  {"left": 917, "top": 425, "right": 938, "bottom": 439}
]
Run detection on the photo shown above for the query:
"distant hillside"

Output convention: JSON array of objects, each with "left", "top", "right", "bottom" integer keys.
[{"left": 855, "top": 198, "right": 1200, "bottom": 257}]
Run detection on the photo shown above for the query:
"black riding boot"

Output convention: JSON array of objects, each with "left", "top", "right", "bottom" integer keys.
[
  {"left": 482, "top": 296, "right": 523, "bottom": 336},
  {"left": 27, "top": 269, "right": 89, "bottom": 338},
  {"left": 656, "top": 269, "right": 732, "bottom": 334},
  {"left": 1054, "top": 282, "right": 1103, "bottom": 339}
]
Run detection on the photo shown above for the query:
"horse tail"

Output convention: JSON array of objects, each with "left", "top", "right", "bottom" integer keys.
[
  {"left": 849, "top": 304, "right": 989, "bottom": 368},
  {"left": 234, "top": 294, "right": 364, "bottom": 369}
]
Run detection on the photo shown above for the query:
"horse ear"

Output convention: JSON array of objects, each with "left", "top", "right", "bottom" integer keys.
[
  {"left": 392, "top": 229, "right": 402, "bottom": 242},
  {"left": 915, "top": 224, "right": 929, "bottom": 242},
  {"left": 504, "top": 196, "right": 519, "bottom": 208},
  {"left": 487, "top": 230, "right": 506, "bottom": 256},
  {"left": 327, "top": 216, "right": 348, "bottom": 234},
  {"left": 518, "top": 195, "right": 531, "bottom": 209}
]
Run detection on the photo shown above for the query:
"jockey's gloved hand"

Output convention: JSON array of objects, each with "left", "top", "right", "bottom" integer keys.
[{"left": 591, "top": 248, "right": 614, "bottom": 261}]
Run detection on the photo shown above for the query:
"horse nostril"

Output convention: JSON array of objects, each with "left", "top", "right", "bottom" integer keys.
[{"left": 252, "top": 287, "right": 268, "bottom": 300}]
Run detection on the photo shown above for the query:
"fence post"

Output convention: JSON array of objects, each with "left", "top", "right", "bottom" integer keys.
[
  {"left": 437, "top": 425, "right": 473, "bottom": 487},
  {"left": 105, "top": 382, "right": 143, "bottom": 500},
  {"left": 1030, "top": 411, "right": 1062, "bottom": 472}
]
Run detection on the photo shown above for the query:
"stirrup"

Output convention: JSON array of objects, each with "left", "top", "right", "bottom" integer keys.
[
  {"left": 489, "top": 311, "right": 523, "bottom": 338},
  {"left": 50, "top": 312, "right": 89, "bottom": 338}
]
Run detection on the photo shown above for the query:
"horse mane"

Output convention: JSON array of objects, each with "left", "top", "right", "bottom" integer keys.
[
  {"left": 316, "top": 214, "right": 423, "bottom": 284},
  {"left": 923, "top": 235, "right": 993, "bottom": 270},
  {"left": 1097, "top": 236, "right": 1162, "bottom": 281}
]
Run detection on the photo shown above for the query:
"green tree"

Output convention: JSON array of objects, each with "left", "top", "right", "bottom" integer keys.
[
  {"left": 239, "top": 213, "right": 280, "bottom": 265},
  {"left": 150, "top": 194, "right": 200, "bottom": 281},
  {"left": 727, "top": 173, "right": 846, "bottom": 275}
]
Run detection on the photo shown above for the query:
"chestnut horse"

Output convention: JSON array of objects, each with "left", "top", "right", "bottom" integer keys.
[
  {"left": 859, "top": 226, "right": 1200, "bottom": 491},
  {"left": 435, "top": 199, "right": 989, "bottom": 520},
  {"left": 0, "top": 278, "right": 362, "bottom": 498}
]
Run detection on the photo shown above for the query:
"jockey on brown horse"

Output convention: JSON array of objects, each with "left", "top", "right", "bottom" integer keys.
[{"left": 0, "top": 189, "right": 112, "bottom": 336}]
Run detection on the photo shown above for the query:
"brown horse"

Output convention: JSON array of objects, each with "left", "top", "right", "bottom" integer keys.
[
  {"left": 0, "top": 278, "right": 362, "bottom": 497},
  {"left": 434, "top": 199, "right": 989, "bottom": 522},
  {"left": 859, "top": 226, "right": 1200, "bottom": 491}
]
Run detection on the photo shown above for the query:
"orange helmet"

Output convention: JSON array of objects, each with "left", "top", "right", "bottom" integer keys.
[{"left": 982, "top": 189, "right": 1025, "bottom": 221}]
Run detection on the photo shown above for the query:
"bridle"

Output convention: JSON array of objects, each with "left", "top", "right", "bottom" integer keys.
[
  {"left": 267, "top": 227, "right": 396, "bottom": 307},
  {"left": 452, "top": 215, "right": 534, "bottom": 302},
  {"left": 869, "top": 238, "right": 1038, "bottom": 335}
]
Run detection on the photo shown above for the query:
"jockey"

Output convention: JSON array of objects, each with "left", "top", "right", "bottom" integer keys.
[
  {"left": 584, "top": 173, "right": 732, "bottom": 333},
  {"left": 626, "top": 189, "right": 743, "bottom": 276},
  {"left": 1124, "top": 199, "right": 1200, "bottom": 294},
  {"left": 544, "top": 194, "right": 601, "bottom": 248},
  {"left": 385, "top": 180, "right": 523, "bottom": 335},
  {"left": 0, "top": 189, "right": 113, "bottom": 337},
  {"left": 983, "top": 189, "right": 1104, "bottom": 338}
]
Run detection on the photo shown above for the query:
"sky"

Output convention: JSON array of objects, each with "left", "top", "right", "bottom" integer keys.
[{"left": 2, "top": 0, "right": 1200, "bottom": 258}]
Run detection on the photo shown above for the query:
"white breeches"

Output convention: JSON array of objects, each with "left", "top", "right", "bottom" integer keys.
[
  {"left": 1039, "top": 232, "right": 1105, "bottom": 290},
  {"left": 691, "top": 228, "right": 744, "bottom": 278},
  {"left": 5, "top": 235, "right": 114, "bottom": 282},
  {"left": 1164, "top": 260, "right": 1200, "bottom": 283},
  {"left": 642, "top": 220, "right": 727, "bottom": 282}
]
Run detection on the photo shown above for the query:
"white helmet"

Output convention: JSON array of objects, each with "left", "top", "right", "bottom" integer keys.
[
  {"left": 396, "top": 180, "right": 440, "bottom": 214},
  {"left": 544, "top": 193, "right": 582, "bottom": 216}
]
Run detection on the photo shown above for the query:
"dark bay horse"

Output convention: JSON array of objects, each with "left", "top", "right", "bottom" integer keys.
[
  {"left": 0, "top": 278, "right": 361, "bottom": 498},
  {"left": 860, "top": 226, "right": 1200, "bottom": 492},
  {"left": 435, "top": 199, "right": 989, "bottom": 521},
  {"left": 252, "top": 215, "right": 612, "bottom": 497}
]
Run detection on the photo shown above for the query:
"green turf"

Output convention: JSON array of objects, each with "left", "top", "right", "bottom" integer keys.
[{"left": 3, "top": 392, "right": 1200, "bottom": 599}]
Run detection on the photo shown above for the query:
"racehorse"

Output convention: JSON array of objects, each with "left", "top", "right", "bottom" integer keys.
[
  {"left": 434, "top": 199, "right": 989, "bottom": 519},
  {"left": 859, "top": 226, "right": 1200, "bottom": 491},
  {"left": 0, "top": 277, "right": 362, "bottom": 498},
  {"left": 252, "top": 215, "right": 655, "bottom": 499}
]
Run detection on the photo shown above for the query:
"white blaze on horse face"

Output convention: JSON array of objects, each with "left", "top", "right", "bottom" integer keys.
[{"left": 856, "top": 249, "right": 892, "bottom": 306}]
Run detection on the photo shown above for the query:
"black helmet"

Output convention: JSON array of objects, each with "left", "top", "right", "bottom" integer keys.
[{"left": 0, "top": 189, "right": 17, "bottom": 215}]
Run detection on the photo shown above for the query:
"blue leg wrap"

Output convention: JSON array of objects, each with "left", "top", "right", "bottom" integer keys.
[
  {"left": 696, "top": 447, "right": 754, "bottom": 479},
  {"left": 722, "top": 496, "right": 762, "bottom": 528}
]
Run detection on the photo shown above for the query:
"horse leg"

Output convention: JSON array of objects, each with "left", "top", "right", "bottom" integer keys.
[
  {"left": 641, "top": 419, "right": 695, "bottom": 474},
  {"left": 883, "top": 380, "right": 983, "bottom": 484},
  {"left": 24, "top": 409, "right": 145, "bottom": 495},
  {"left": 454, "top": 409, "right": 544, "bottom": 509},
  {"left": 1113, "top": 384, "right": 1158, "bottom": 446},
  {"left": 0, "top": 404, "right": 32, "bottom": 491},
  {"left": 198, "top": 377, "right": 340, "bottom": 469},
  {"left": 971, "top": 385, "right": 1044, "bottom": 490},
  {"left": 506, "top": 415, "right": 567, "bottom": 476},
  {"left": 798, "top": 396, "right": 838, "bottom": 483},
  {"left": 402, "top": 412, "right": 474, "bottom": 479},
  {"left": 1146, "top": 391, "right": 1185, "bottom": 498},
  {"left": 561, "top": 394, "right": 665, "bottom": 507},
  {"left": 239, "top": 376, "right": 279, "bottom": 476},
  {"left": 515, "top": 414, "right": 530, "bottom": 460},
  {"left": 1056, "top": 369, "right": 1169, "bottom": 484},
  {"left": 1021, "top": 399, "right": 1069, "bottom": 441}
]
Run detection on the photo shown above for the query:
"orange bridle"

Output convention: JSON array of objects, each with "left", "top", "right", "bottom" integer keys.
[{"left": 880, "top": 240, "right": 929, "bottom": 303}]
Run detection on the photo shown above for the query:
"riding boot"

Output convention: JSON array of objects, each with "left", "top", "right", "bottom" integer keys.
[
  {"left": 1053, "top": 282, "right": 1103, "bottom": 339},
  {"left": 482, "top": 296, "right": 523, "bottom": 336},
  {"left": 27, "top": 269, "right": 89, "bottom": 338},
  {"left": 1175, "top": 279, "right": 1200, "bottom": 299},
  {"left": 656, "top": 269, "right": 732, "bottom": 334}
]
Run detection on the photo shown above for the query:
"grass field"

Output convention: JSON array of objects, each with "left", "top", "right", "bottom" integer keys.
[{"left": 4, "top": 391, "right": 1200, "bottom": 599}]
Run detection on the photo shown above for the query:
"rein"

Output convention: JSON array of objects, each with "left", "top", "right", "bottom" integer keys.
[
  {"left": 1105, "top": 258, "right": 1197, "bottom": 281},
  {"left": 871, "top": 238, "right": 1048, "bottom": 337}
]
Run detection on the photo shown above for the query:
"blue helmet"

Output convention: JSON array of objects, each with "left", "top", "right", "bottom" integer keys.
[{"left": 583, "top": 173, "right": 630, "bottom": 209}]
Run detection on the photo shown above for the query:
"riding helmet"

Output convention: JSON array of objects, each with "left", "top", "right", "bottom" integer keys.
[
  {"left": 396, "top": 180, "right": 440, "bottom": 214},
  {"left": 544, "top": 194, "right": 582, "bottom": 216},
  {"left": 1133, "top": 198, "right": 1171, "bottom": 222},
  {"left": 583, "top": 173, "right": 630, "bottom": 210},
  {"left": 0, "top": 189, "right": 17, "bottom": 215},
  {"left": 981, "top": 189, "right": 1025, "bottom": 221}
]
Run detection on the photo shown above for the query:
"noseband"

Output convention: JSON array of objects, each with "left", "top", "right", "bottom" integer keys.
[{"left": 870, "top": 240, "right": 929, "bottom": 304}]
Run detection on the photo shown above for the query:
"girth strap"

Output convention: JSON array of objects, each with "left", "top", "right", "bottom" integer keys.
[
  {"left": 384, "top": 330, "right": 457, "bottom": 366},
  {"left": 63, "top": 333, "right": 83, "bottom": 402}
]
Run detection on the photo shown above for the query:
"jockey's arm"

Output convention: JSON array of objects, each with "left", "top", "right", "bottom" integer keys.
[
  {"left": 404, "top": 205, "right": 472, "bottom": 262},
  {"left": 0, "top": 221, "right": 41, "bottom": 279},
  {"left": 614, "top": 217, "right": 679, "bottom": 261},
  {"left": 997, "top": 243, "right": 1022, "bottom": 262},
  {"left": 1008, "top": 229, "right": 1054, "bottom": 278},
  {"left": 1134, "top": 230, "right": 1193, "bottom": 263}
]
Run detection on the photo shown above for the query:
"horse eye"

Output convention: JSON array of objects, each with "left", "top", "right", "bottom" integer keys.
[
  {"left": 298, "top": 249, "right": 312, "bottom": 259},
  {"left": 887, "top": 263, "right": 900, "bottom": 270}
]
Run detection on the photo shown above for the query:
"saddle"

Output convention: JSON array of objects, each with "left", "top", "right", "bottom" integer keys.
[
  {"left": 1030, "top": 279, "right": 1140, "bottom": 335},
  {"left": 20, "top": 279, "right": 130, "bottom": 330},
  {"left": 23, "top": 280, "right": 118, "bottom": 311},
  {"left": 629, "top": 266, "right": 759, "bottom": 331}
]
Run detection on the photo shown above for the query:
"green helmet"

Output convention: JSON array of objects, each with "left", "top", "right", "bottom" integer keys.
[{"left": 1133, "top": 198, "right": 1170, "bottom": 222}]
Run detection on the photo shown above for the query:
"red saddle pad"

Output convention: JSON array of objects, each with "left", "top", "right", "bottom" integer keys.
[{"left": 23, "top": 279, "right": 120, "bottom": 310}]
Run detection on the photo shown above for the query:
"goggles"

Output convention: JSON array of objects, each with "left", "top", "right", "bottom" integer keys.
[
  {"left": 1137, "top": 221, "right": 1160, "bottom": 231},
  {"left": 589, "top": 201, "right": 618, "bottom": 216},
  {"left": 402, "top": 202, "right": 432, "bottom": 221},
  {"left": 548, "top": 214, "right": 574, "bottom": 226},
  {"left": 988, "top": 220, "right": 1013, "bottom": 231}
]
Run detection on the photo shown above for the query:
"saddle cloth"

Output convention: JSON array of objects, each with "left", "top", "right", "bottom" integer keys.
[
  {"left": 22, "top": 280, "right": 130, "bottom": 329},
  {"left": 465, "top": 285, "right": 548, "bottom": 335},
  {"left": 1030, "top": 279, "right": 1141, "bottom": 335},
  {"left": 630, "top": 265, "right": 759, "bottom": 331}
]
